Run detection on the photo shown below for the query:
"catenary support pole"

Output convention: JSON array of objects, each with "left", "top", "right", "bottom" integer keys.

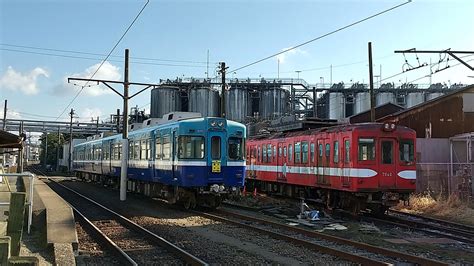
[
  {"left": 2, "top": 99, "right": 6, "bottom": 131},
  {"left": 220, "top": 62, "right": 226, "bottom": 118},
  {"left": 120, "top": 49, "right": 130, "bottom": 201},
  {"left": 68, "top": 109, "right": 74, "bottom": 171},
  {"left": 368, "top": 42, "right": 375, "bottom": 122}
]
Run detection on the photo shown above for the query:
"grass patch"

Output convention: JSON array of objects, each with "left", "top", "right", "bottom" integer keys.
[{"left": 396, "top": 193, "right": 474, "bottom": 226}]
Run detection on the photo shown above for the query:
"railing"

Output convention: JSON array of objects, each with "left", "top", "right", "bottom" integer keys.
[{"left": 0, "top": 172, "right": 35, "bottom": 234}]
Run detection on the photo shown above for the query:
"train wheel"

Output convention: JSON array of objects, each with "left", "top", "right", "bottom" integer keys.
[{"left": 183, "top": 192, "right": 197, "bottom": 210}]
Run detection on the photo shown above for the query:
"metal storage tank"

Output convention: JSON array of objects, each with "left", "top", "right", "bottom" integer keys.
[
  {"left": 329, "top": 92, "right": 344, "bottom": 120},
  {"left": 225, "top": 87, "right": 251, "bottom": 122},
  {"left": 426, "top": 92, "right": 444, "bottom": 101},
  {"left": 354, "top": 92, "right": 370, "bottom": 114},
  {"left": 258, "top": 87, "right": 289, "bottom": 120},
  {"left": 150, "top": 86, "right": 181, "bottom": 118},
  {"left": 406, "top": 92, "right": 425, "bottom": 108},
  {"left": 376, "top": 92, "right": 395, "bottom": 106},
  {"left": 188, "top": 87, "right": 220, "bottom": 117}
]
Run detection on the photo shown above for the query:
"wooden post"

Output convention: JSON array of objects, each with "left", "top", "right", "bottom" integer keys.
[{"left": 6, "top": 193, "right": 26, "bottom": 256}]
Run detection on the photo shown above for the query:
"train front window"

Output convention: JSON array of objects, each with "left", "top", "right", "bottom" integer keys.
[
  {"left": 228, "top": 137, "right": 243, "bottom": 160},
  {"left": 178, "top": 136, "right": 205, "bottom": 159},
  {"left": 399, "top": 139, "right": 414, "bottom": 164},
  {"left": 358, "top": 138, "right": 375, "bottom": 161},
  {"left": 211, "top": 136, "right": 221, "bottom": 160}
]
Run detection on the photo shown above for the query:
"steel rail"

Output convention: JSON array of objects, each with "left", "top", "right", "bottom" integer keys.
[
  {"left": 215, "top": 209, "right": 448, "bottom": 266},
  {"left": 388, "top": 209, "right": 474, "bottom": 233},
  {"left": 51, "top": 180, "right": 208, "bottom": 266},
  {"left": 73, "top": 206, "right": 138, "bottom": 266},
  {"left": 193, "top": 210, "right": 391, "bottom": 266}
]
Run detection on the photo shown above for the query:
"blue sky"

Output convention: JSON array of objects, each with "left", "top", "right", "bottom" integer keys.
[{"left": 1, "top": 0, "right": 473, "bottom": 123}]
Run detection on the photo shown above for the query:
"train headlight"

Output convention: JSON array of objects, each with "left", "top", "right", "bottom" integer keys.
[
  {"left": 218, "top": 121, "right": 224, "bottom": 127},
  {"left": 219, "top": 185, "right": 225, "bottom": 192},
  {"left": 210, "top": 121, "right": 217, "bottom": 127},
  {"left": 382, "top": 122, "right": 396, "bottom": 132}
]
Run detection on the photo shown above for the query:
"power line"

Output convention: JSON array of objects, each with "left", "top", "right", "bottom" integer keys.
[
  {"left": 0, "top": 43, "right": 210, "bottom": 64},
  {"left": 55, "top": 0, "right": 150, "bottom": 121},
  {"left": 229, "top": 0, "right": 412, "bottom": 73}
]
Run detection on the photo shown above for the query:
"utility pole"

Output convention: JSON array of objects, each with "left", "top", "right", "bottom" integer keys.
[
  {"left": 220, "top": 62, "right": 227, "bottom": 118},
  {"left": 368, "top": 42, "right": 375, "bottom": 122},
  {"left": 121, "top": 49, "right": 130, "bottom": 201},
  {"left": 68, "top": 108, "right": 74, "bottom": 172},
  {"left": 68, "top": 49, "right": 159, "bottom": 201},
  {"left": 116, "top": 109, "right": 121, "bottom": 133},
  {"left": 3, "top": 99, "right": 7, "bottom": 131},
  {"left": 56, "top": 126, "right": 60, "bottom": 172},
  {"left": 44, "top": 132, "right": 48, "bottom": 169},
  {"left": 17, "top": 121, "right": 24, "bottom": 173}
]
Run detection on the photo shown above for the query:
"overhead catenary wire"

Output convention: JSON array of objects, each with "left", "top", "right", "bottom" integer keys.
[
  {"left": 55, "top": 0, "right": 150, "bottom": 121},
  {"left": 228, "top": 0, "right": 412, "bottom": 74}
]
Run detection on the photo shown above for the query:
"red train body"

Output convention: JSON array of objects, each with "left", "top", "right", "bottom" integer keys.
[{"left": 245, "top": 122, "right": 416, "bottom": 212}]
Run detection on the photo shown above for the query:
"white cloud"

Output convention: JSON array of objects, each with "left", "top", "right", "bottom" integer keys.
[
  {"left": 0, "top": 108, "right": 22, "bottom": 119},
  {"left": 54, "top": 62, "right": 121, "bottom": 97},
  {"left": 0, "top": 66, "right": 49, "bottom": 95},
  {"left": 78, "top": 107, "right": 103, "bottom": 123},
  {"left": 276, "top": 47, "right": 308, "bottom": 64}
]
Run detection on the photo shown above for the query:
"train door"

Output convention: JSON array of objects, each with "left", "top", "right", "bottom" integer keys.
[
  {"left": 277, "top": 142, "right": 286, "bottom": 182},
  {"left": 342, "top": 138, "right": 351, "bottom": 187},
  {"left": 208, "top": 131, "right": 226, "bottom": 182},
  {"left": 379, "top": 138, "right": 397, "bottom": 188}
]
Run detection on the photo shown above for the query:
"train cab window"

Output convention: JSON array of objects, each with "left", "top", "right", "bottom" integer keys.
[
  {"left": 399, "top": 139, "right": 414, "bottom": 164},
  {"left": 344, "top": 140, "right": 350, "bottom": 163},
  {"left": 228, "top": 137, "right": 243, "bottom": 160},
  {"left": 211, "top": 136, "right": 221, "bottom": 160},
  {"left": 155, "top": 138, "right": 161, "bottom": 159},
  {"left": 294, "top": 142, "right": 301, "bottom": 163},
  {"left": 381, "top": 140, "right": 393, "bottom": 164},
  {"left": 333, "top": 141, "right": 339, "bottom": 163},
  {"left": 310, "top": 143, "right": 315, "bottom": 163},
  {"left": 302, "top": 142, "right": 309, "bottom": 164},
  {"left": 289, "top": 144, "right": 293, "bottom": 162},
  {"left": 178, "top": 136, "right": 205, "bottom": 159},
  {"left": 162, "top": 135, "right": 171, "bottom": 160},
  {"left": 358, "top": 138, "right": 375, "bottom": 161}
]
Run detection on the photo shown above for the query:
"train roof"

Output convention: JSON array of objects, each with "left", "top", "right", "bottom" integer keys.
[{"left": 250, "top": 122, "right": 415, "bottom": 140}]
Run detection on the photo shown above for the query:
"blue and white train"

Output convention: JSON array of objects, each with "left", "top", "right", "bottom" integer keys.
[{"left": 73, "top": 114, "right": 246, "bottom": 208}]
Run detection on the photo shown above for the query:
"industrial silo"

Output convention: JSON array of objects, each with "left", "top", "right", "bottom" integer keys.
[
  {"left": 188, "top": 87, "right": 220, "bottom": 117},
  {"left": 376, "top": 92, "right": 395, "bottom": 106},
  {"left": 406, "top": 92, "right": 424, "bottom": 108},
  {"left": 329, "top": 92, "right": 344, "bottom": 120},
  {"left": 354, "top": 92, "right": 371, "bottom": 114},
  {"left": 258, "top": 87, "right": 289, "bottom": 120},
  {"left": 225, "top": 86, "right": 251, "bottom": 122},
  {"left": 150, "top": 86, "right": 182, "bottom": 118}
]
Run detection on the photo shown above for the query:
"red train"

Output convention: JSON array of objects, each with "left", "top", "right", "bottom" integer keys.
[{"left": 245, "top": 122, "right": 416, "bottom": 213}]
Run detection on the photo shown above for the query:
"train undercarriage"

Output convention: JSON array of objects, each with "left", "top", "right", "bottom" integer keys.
[
  {"left": 245, "top": 178, "right": 411, "bottom": 214},
  {"left": 75, "top": 171, "right": 230, "bottom": 209}
]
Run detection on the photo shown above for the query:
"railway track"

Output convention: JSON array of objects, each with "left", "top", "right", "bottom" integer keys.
[
  {"left": 363, "top": 210, "right": 474, "bottom": 245},
  {"left": 194, "top": 207, "right": 448, "bottom": 266},
  {"left": 47, "top": 179, "right": 208, "bottom": 266}
]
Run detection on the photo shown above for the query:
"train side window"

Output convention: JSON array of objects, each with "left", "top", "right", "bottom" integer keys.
[
  {"left": 289, "top": 144, "right": 293, "bottom": 162},
  {"left": 344, "top": 140, "right": 350, "bottom": 163},
  {"left": 399, "top": 139, "right": 414, "bottom": 164},
  {"left": 318, "top": 144, "right": 323, "bottom": 159},
  {"left": 118, "top": 143, "right": 122, "bottom": 160},
  {"left": 179, "top": 136, "right": 205, "bottom": 159},
  {"left": 310, "top": 143, "right": 315, "bottom": 163},
  {"left": 162, "top": 135, "right": 171, "bottom": 160},
  {"left": 140, "top": 140, "right": 147, "bottom": 160},
  {"left": 302, "top": 142, "right": 309, "bottom": 164},
  {"left": 267, "top": 144, "right": 272, "bottom": 163},
  {"left": 211, "top": 136, "right": 221, "bottom": 160},
  {"left": 262, "top": 145, "right": 267, "bottom": 163},
  {"left": 129, "top": 141, "right": 134, "bottom": 159},
  {"left": 283, "top": 147, "right": 287, "bottom": 157},
  {"left": 134, "top": 141, "right": 140, "bottom": 160},
  {"left": 273, "top": 146, "right": 277, "bottom": 161},
  {"left": 257, "top": 146, "right": 261, "bottom": 162},
  {"left": 333, "top": 141, "right": 339, "bottom": 163},
  {"left": 294, "top": 142, "right": 301, "bottom": 163},
  {"left": 358, "top": 138, "right": 375, "bottom": 161},
  {"left": 325, "top": 143, "right": 330, "bottom": 158},
  {"left": 155, "top": 136, "right": 161, "bottom": 159},
  {"left": 278, "top": 146, "right": 282, "bottom": 158}
]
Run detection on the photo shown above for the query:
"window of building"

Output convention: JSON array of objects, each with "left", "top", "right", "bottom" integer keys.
[
  {"left": 333, "top": 141, "right": 339, "bottom": 163},
  {"left": 358, "top": 138, "right": 375, "bottom": 161}
]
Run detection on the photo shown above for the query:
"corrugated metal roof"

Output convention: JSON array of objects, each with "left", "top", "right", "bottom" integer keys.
[{"left": 0, "top": 130, "right": 22, "bottom": 148}]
